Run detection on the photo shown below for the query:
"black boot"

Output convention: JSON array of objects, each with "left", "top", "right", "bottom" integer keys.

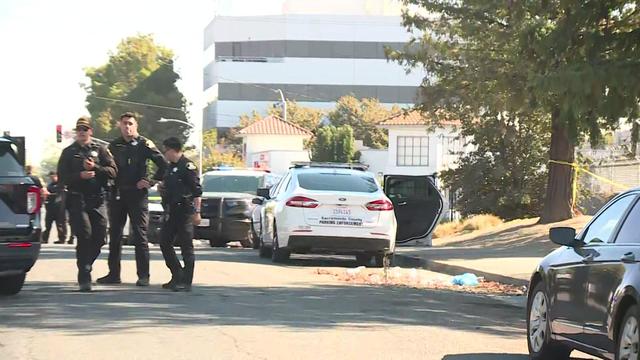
[{"left": 96, "top": 274, "right": 121, "bottom": 284}]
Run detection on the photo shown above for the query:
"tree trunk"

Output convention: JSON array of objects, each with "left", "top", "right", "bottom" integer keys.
[{"left": 539, "top": 111, "right": 575, "bottom": 224}]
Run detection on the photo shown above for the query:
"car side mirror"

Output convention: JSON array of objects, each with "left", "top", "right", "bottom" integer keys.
[
  {"left": 252, "top": 197, "right": 264, "bottom": 205},
  {"left": 550, "top": 227, "right": 579, "bottom": 247},
  {"left": 256, "top": 187, "right": 270, "bottom": 199}
]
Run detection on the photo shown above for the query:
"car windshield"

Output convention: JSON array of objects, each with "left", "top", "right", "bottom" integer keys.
[
  {"left": 297, "top": 172, "right": 378, "bottom": 193},
  {"left": 202, "top": 175, "right": 261, "bottom": 194},
  {"left": 0, "top": 145, "right": 24, "bottom": 177}
]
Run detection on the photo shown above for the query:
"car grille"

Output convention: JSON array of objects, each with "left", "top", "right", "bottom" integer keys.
[{"left": 202, "top": 198, "right": 222, "bottom": 218}]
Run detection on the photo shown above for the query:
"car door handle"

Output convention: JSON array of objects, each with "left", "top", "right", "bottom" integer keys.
[
  {"left": 397, "top": 201, "right": 407, "bottom": 206},
  {"left": 621, "top": 252, "right": 636, "bottom": 263},
  {"left": 582, "top": 254, "right": 595, "bottom": 263}
]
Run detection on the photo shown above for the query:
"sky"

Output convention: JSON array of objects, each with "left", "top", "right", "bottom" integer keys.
[{"left": 0, "top": 0, "right": 291, "bottom": 167}]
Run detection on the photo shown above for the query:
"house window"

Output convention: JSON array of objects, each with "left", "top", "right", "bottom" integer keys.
[{"left": 397, "top": 136, "right": 429, "bottom": 166}]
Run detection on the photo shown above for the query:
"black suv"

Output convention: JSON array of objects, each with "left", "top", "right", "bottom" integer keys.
[
  {"left": 0, "top": 137, "right": 41, "bottom": 295},
  {"left": 196, "top": 169, "right": 280, "bottom": 248}
]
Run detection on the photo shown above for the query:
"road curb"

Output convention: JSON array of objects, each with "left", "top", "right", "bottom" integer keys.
[{"left": 394, "top": 253, "right": 530, "bottom": 288}]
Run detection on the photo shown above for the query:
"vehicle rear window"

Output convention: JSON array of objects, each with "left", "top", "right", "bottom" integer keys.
[
  {"left": 297, "top": 173, "right": 378, "bottom": 193},
  {"left": 203, "top": 175, "right": 261, "bottom": 194},
  {"left": 0, "top": 146, "right": 24, "bottom": 176}
]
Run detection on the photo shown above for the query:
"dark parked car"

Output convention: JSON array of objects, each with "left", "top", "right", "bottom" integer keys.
[
  {"left": 0, "top": 136, "right": 41, "bottom": 295},
  {"left": 527, "top": 187, "right": 640, "bottom": 360},
  {"left": 197, "top": 169, "right": 281, "bottom": 248}
]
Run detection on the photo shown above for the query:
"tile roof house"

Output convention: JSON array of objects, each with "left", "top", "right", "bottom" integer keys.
[{"left": 237, "top": 116, "right": 313, "bottom": 173}]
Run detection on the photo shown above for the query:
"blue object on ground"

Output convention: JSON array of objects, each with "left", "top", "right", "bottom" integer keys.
[{"left": 451, "top": 273, "right": 479, "bottom": 286}]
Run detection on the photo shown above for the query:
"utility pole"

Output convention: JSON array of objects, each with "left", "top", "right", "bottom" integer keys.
[{"left": 275, "top": 89, "right": 287, "bottom": 122}]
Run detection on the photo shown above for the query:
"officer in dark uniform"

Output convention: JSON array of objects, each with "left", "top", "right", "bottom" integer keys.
[
  {"left": 57, "top": 117, "right": 117, "bottom": 292},
  {"left": 97, "top": 112, "right": 167, "bottom": 286},
  {"left": 42, "top": 171, "right": 67, "bottom": 244},
  {"left": 159, "top": 137, "right": 202, "bottom": 292}
]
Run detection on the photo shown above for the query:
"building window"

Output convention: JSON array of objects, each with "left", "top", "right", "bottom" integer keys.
[{"left": 397, "top": 136, "right": 429, "bottom": 166}]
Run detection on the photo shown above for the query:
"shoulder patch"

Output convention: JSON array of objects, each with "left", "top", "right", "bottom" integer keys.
[
  {"left": 186, "top": 162, "right": 197, "bottom": 171},
  {"left": 146, "top": 139, "right": 157, "bottom": 150}
]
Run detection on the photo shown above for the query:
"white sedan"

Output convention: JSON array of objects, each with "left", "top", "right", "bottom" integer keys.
[{"left": 254, "top": 165, "right": 399, "bottom": 267}]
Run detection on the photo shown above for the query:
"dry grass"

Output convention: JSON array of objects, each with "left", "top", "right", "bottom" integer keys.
[{"left": 434, "top": 214, "right": 503, "bottom": 239}]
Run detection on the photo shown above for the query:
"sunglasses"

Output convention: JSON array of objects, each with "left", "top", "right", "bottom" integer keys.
[{"left": 76, "top": 126, "right": 91, "bottom": 132}]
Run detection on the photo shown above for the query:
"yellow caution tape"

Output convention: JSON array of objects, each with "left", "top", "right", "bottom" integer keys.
[{"left": 549, "top": 159, "right": 630, "bottom": 211}]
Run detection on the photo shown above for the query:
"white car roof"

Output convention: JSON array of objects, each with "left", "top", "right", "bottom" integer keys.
[
  {"left": 203, "top": 170, "right": 268, "bottom": 177},
  {"left": 291, "top": 167, "right": 375, "bottom": 177}
]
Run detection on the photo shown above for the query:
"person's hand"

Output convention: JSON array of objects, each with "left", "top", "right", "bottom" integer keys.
[
  {"left": 80, "top": 171, "right": 95, "bottom": 180},
  {"left": 192, "top": 213, "right": 201, "bottom": 226},
  {"left": 83, "top": 158, "right": 95, "bottom": 170},
  {"left": 136, "top": 179, "right": 151, "bottom": 189}
]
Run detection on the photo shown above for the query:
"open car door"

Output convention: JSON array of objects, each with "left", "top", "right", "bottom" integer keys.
[{"left": 384, "top": 175, "right": 443, "bottom": 244}]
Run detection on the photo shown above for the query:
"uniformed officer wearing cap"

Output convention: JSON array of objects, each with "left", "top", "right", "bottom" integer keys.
[
  {"left": 97, "top": 112, "right": 167, "bottom": 286},
  {"left": 57, "top": 117, "right": 117, "bottom": 292},
  {"left": 159, "top": 137, "right": 202, "bottom": 292}
]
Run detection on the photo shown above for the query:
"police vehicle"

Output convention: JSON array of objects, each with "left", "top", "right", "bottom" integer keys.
[{"left": 0, "top": 136, "right": 41, "bottom": 295}]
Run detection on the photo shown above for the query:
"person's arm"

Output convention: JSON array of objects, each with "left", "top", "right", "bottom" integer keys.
[
  {"left": 145, "top": 140, "right": 168, "bottom": 183},
  {"left": 93, "top": 145, "right": 118, "bottom": 179}
]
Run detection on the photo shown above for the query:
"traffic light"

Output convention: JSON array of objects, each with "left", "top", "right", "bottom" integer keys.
[{"left": 56, "top": 125, "right": 62, "bottom": 143}]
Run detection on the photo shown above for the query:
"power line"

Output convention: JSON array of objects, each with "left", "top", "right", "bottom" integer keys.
[{"left": 88, "top": 95, "right": 185, "bottom": 112}]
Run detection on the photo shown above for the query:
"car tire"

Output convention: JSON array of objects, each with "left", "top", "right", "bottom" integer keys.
[
  {"left": 271, "top": 224, "right": 290, "bottom": 263},
  {"left": 374, "top": 253, "right": 394, "bottom": 268},
  {"left": 239, "top": 231, "right": 254, "bottom": 248},
  {"left": 355, "top": 254, "right": 373, "bottom": 266},
  {"left": 0, "top": 272, "right": 26, "bottom": 296},
  {"left": 258, "top": 231, "right": 272, "bottom": 258},
  {"left": 209, "top": 239, "right": 227, "bottom": 248},
  {"left": 250, "top": 222, "right": 260, "bottom": 250},
  {"left": 527, "top": 281, "right": 572, "bottom": 360},
  {"left": 616, "top": 304, "right": 640, "bottom": 360}
]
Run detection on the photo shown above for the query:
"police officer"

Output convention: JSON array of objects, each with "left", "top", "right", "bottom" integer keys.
[
  {"left": 42, "top": 171, "right": 67, "bottom": 244},
  {"left": 97, "top": 112, "right": 167, "bottom": 286},
  {"left": 159, "top": 137, "right": 202, "bottom": 292},
  {"left": 57, "top": 117, "right": 117, "bottom": 291}
]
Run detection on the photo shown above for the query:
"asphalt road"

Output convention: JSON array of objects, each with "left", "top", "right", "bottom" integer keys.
[{"left": 0, "top": 244, "right": 595, "bottom": 360}]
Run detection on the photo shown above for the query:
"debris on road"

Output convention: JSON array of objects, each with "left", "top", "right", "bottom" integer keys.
[
  {"left": 451, "top": 273, "right": 480, "bottom": 287},
  {"left": 315, "top": 267, "right": 525, "bottom": 296}
]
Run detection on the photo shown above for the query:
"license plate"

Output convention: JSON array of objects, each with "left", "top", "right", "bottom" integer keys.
[
  {"left": 198, "top": 218, "right": 210, "bottom": 227},
  {"left": 332, "top": 207, "right": 352, "bottom": 216}
]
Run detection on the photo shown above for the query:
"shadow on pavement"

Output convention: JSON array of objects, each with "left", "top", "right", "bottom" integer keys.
[
  {"left": 442, "top": 354, "right": 593, "bottom": 360},
  {"left": 38, "top": 246, "right": 374, "bottom": 269},
  {"left": 0, "top": 280, "right": 526, "bottom": 338}
]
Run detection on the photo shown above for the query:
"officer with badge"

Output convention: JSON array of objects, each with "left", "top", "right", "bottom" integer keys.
[
  {"left": 57, "top": 117, "right": 117, "bottom": 291},
  {"left": 159, "top": 137, "right": 202, "bottom": 292},
  {"left": 97, "top": 112, "right": 167, "bottom": 286}
]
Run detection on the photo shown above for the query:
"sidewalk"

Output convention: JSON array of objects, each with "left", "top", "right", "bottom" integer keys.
[{"left": 394, "top": 216, "right": 592, "bottom": 287}]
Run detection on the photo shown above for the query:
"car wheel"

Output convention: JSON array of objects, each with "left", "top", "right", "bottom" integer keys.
[
  {"left": 250, "top": 222, "right": 260, "bottom": 250},
  {"left": 527, "top": 282, "right": 572, "bottom": 359},
  {"left": 0, "top": 272, "right": 26, "bottom": 296},
  {"left": 271, "top": 224, "right": 290, "bottom": 263},
  {"left": 239, "top": 230, "right": 254, "bottom": 248},
  {"left": 355, "top": 254, "right": 373, "bottom": 266},
  {"left": 374, "top": 253, "right": 394, "bottom": 268},
  {"left": 616, "top": 305, "right": 640, "bottom": 360},
  {"left": 209, "top": 239, "right": 227, "bottom": 248}
]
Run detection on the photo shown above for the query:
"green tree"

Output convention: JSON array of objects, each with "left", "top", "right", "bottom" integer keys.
[
  {"left": 310, "top": 125, "right": 355, "bottom": 162},
  {"left": 84, "top": 34, "right": 190, "bottom": 146},
  {"left": 389, "top": 1, "right": 640, "bottom": 223},
  {"left": 440, "top": 113, "right": 550, "bottom": 220},
  {"left": 267, "top": 100, "right": 325, "bottom": 132},
  {"left": 328, "top": 96, "right": 395, "bottom": 149}
]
